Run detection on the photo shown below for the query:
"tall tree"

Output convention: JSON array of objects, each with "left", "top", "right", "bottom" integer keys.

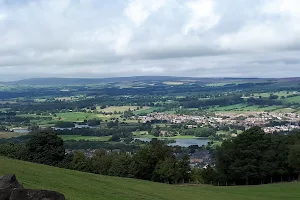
[
  {"left": 216, "top": 127, "right": 270, "bottom": 185},
  {"left": 288, "top": 144, "right": 300, "bottom": 180},
  {"left": 26, "top": 132, "right": 65, "bottom": 166}
]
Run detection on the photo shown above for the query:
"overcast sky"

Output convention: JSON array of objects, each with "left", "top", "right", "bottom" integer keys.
[{"left": 0, "top": 0, "right": 300, "bottom": 81}]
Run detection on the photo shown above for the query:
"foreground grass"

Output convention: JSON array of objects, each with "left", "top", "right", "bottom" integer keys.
[{"left": 1, "top": 156, "right": 300, "bottom": 200}]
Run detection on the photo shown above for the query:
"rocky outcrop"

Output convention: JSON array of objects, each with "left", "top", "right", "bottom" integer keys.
[
  {"left": 0, "top": 175, "right": 23, "bottom": 200},
  {"left": 0, "top": 175, "right": 65, "bottom": 200},
  {"left": 9, "top": 189, "right": 65, "bottom": 200}
]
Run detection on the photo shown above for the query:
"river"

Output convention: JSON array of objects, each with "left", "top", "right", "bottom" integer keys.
[{"left": 134, "top": 138, "right": 209, "bottom": 147}]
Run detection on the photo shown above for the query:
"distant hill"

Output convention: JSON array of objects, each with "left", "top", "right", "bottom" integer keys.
[
  {"left": 1, "top": 156, "right": 300, "bottom": 200},
  {"left": 2, "top": 76, "right": 281, "bottom": 86}
]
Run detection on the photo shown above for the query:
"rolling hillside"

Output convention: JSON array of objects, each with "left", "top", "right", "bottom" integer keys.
[{"left": 1, "top": 156, "right": 300, "bottom": 200}]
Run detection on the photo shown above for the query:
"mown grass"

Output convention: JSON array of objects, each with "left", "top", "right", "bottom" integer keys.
[
  {"left": 59, "top": 135, "right": 111, "bottom": 141},
  {"left": 1, "top": 156, "right": 300, "bottom": 200}
]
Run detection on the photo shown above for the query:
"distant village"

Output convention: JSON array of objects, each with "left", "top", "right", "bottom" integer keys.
[{"left": 138, "top": 111, "right": 300, "bottom": 134}]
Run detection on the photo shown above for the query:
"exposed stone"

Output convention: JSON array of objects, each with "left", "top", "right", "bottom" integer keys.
[
  {"left": 9, "top": 189, "right": 65, "bottom": 200},
  {"left": 0, "top": 174, "right": 65, "bottom": 200},
  {"left": 0, "top": 174, "right": 23, "bottom": 200}
]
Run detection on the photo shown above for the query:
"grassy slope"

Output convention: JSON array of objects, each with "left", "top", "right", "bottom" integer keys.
[{"left": 1, "top": 156, "right": 300, "bottom": 200}]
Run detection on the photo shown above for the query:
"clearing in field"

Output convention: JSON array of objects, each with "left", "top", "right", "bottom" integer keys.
[{"left": 1, "top": 156, "right": 300, "bottom": 200}]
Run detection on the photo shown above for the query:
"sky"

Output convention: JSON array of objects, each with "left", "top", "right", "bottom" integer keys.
[{"left": 0, "top": 0, "right": 300, "bottom": 81}]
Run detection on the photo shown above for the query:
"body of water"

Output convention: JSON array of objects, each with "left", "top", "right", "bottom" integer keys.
[{"left": 134, "top": 138, "right": 209, "bottom": 147}]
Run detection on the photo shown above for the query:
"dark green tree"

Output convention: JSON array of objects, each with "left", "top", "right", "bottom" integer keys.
[
  {"left": 216, "top": 126, "right": 271, "bottom": 185},
  {"left": 288, "top": 144, "right": 300, "bottom": 180},
  {"left": 26, "top": 132, "right": 65, "bottom": 166}
]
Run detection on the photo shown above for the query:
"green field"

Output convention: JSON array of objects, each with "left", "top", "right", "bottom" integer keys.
[
  {"left": 19, "top": 111, "right": 137, "bottom": 124},
  {"left": 1, "top": 156, "right": 300, "bottom": 200},
  {"left": 55, "top": 112, "right": 99, "bottom": 122},
  {"left": 133, "top": 107, "right": 161, "bottom": 115},
  {"left": 59, "top": 135, "right": 111, "bottom": 141},
  {"left": 283, "top": 95, "right": 300, "bottom": 103},
  {"left": 100, "top": 106, "right": 141, "bottom": 112},
  {"left": 251, "top": 92, "right": 300, "bottom": 104},
  {"left": 252, "top": 91, "right": 292, "bottom": 98},
  {"left": 207, "top": 104, "right": 286, "bottom": 113}
]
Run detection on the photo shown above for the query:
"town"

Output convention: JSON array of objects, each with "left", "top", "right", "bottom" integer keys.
[{"left": 139, "top": 111, "right": 300, "bottom": 134}]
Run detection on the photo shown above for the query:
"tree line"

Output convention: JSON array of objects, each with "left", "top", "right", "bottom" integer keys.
[
  {"left": 0, "top": 132, "right": 190, "bottom": 184},
  {"left": 214, "top": 127, "right": 300, "bottom": 185},
  {"left": 2, "top": 127, "right": 300, "bottom": 186}
]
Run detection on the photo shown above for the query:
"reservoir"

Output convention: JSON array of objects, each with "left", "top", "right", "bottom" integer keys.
[{"left": 134, "top": 138, "right": 209, "bottom": 147}]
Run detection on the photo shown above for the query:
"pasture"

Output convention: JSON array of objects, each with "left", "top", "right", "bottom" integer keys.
[
  {"left": 252, "top": 91, "right": 292, "bottom": 98},
  {"left": 283, "top": 95, "right": 300, "bottom": 103},
  {"left": 207, "top": 104, "right": 287, "bottom": 113},
  {"left": 55, "top": 112, "right": 99, "bottom": 122}
]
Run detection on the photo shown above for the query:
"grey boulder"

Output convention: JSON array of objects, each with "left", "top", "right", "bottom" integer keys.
[
  {"left": 0, "top": 174, "right": 23, "bottom": 200},
  {"left": 9, "top": 189, "right": 65, "bottom": 200}
]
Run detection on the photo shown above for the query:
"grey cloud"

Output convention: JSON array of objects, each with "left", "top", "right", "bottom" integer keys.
[{"left": 0, "top": 0, "right": 300, "bottom": 80}]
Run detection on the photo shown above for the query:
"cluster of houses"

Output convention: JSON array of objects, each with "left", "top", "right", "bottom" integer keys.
[
  {"left": 138, "top": 111, "right": 300, "bottom": 133},
  {"left": 263, "top": 125, "right": 300, "bottom": 134},
  {"left": 188, "top": 150, "right": 213, "bottom": 169}
]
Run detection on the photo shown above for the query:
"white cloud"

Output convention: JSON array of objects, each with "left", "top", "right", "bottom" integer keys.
[
  {"left": 183, "top": 0, "right": 220, "bottom": 35},
  {"left": 124, "top": 0, "right": 167, "bottom": 26},
  {"left": 0, "top": 0, "right": 300, "bottom": 81}
]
